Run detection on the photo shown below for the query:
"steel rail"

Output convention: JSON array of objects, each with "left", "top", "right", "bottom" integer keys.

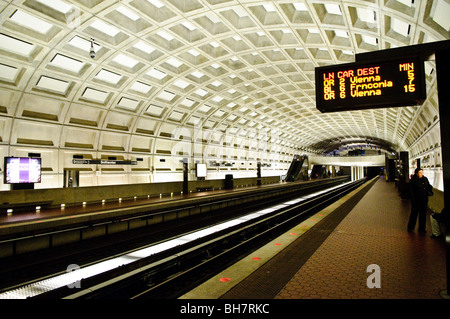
[{"left": 62, "top": 179, "right": 366, "bottom": 299}]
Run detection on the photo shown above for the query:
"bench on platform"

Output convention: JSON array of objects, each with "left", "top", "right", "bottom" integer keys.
[{"left": 196, "top": 186, "right": 214, "bottom": 192}]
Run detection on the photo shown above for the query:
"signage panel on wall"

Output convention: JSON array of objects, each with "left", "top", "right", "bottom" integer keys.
[{"left": 72, "top": 159, "right": 137, "bottom": 165}]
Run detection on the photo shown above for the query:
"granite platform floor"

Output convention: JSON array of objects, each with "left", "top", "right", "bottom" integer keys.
[{"left": 221, "top": 176, "right": 447, "bottom": 299}]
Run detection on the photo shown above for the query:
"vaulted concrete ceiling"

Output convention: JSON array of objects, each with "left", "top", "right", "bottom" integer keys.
[{"left": 0, "top": 0, "right": 448, "bottom": 156}]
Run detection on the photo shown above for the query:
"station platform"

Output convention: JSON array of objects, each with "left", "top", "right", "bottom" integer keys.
[{"left": 181, "top": 176, "right": 447, "bottom": 299}]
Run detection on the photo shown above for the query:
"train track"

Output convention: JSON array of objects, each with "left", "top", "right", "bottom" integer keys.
[
  {"left": 0, "top": 177, "right": 366, "bottom": 299},
  {"left": 0, "top": 178, "right": 346, "bottom": 288},
  {"left": 130, "top": 178, "right": 367, "bottom": 300}
]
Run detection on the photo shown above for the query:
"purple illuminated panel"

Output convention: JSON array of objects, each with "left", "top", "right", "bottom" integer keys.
[{"left": 4, "top": 157, "right": 41, "bottom": 184}]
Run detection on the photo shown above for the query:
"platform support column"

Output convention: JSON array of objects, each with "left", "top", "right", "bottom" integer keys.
[
  {"left": 435, "top": 48, "right": 450, "bottom": 298},
  {"left": 183, "top": 158, "right": 188, "bottom": 195},
  {"left": 399, "top": 151, "right": 409, "bottom": 199}
]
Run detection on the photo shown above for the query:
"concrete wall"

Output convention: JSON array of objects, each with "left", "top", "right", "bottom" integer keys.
[
  {"left": 0, "top": 175, "right": 281, "bottom": 208},
  {"left": 0, "top": 177, "right": 350, "bottom": 257}
]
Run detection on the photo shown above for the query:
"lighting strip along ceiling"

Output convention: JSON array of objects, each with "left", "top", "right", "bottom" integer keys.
[
  {"left": 0, "top": 181, "right": 352, "bottom": 299},
  {"left": 0, "top": 0, "right": 447, "bottom": 157}
]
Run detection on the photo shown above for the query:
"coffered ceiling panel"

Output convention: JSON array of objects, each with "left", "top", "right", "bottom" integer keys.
[{"left": 0, "top": 0, "right": 448, "bottom": 155}]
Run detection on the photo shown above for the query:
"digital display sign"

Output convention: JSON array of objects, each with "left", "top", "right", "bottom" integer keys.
[
  {"left": 4, "top": 157, "right": 41, "bottom": 184},
  {"left": 196, "top": 163, "right": 207, "bottom": 178},
  {"left": 315, "top": 57, "right": 426, "bottom": 113}
]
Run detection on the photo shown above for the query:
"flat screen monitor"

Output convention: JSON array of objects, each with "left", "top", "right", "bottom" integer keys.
[
  {"left": 4, "top": 157, "right": 42, "bottom": 184},
  {"left": 196, "top": 163, "right": 207, "bottom": 178}
]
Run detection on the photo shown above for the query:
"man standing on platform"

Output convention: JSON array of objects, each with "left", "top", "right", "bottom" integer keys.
[{"left": 408, "top": 168, "right": 433, "bottom": 233}]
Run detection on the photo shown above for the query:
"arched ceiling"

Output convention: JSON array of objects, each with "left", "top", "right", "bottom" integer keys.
[{"left": 0, "top": 0, "right": 449, "bottom": 156}]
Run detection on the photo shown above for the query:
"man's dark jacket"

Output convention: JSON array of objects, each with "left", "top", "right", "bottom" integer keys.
[{"left": 409, "top": 174, "right": 432, "bottom": 204}]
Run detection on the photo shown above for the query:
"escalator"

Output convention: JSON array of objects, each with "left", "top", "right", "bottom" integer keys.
[
  {"left": 311, "top": 165, "right": 324, "bottom": 179},
  {"left": 284, "top": 155, "right": 307, "bottom": 182}
]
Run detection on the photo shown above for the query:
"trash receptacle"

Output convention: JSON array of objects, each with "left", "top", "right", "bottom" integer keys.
[{"left": 225, "top": 174, "right": 233, "bottom": 189}]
